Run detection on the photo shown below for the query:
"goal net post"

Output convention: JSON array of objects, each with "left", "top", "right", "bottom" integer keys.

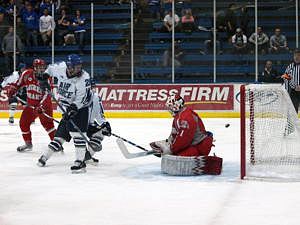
[{"left": 240, "top": 84, "right": 300, "bottom": 180}]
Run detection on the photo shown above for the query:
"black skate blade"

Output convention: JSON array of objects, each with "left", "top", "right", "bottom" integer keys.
[
  {"left": 71, "top": 168, "right": 87, "bottom": 174},
  {"left": 85, "top": 158, "right": 99, "bottom": 166},
  {"left": 17, "top": 148, "right": 33, "bottom": 153}
]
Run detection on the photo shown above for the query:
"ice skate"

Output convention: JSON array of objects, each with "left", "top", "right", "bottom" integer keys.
[
  {"left": 17, "top": 143, "right": 33, "bottom": 152},
  {"left": 70, "top": 160, "right": 86, "bottom": 173},
  {"left": 84, "top": 151, "right": 99, "bottom": 166},
  {"left": 8, "top": 117, "right": 14, "bottom": 125},
  {"left": 37, "top": 155, "right": 47, "bottom": 167}
]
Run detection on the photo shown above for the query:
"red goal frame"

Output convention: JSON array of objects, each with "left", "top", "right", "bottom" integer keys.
[{"left": 240, "top": 85, "right": 255, "bottom": 179}]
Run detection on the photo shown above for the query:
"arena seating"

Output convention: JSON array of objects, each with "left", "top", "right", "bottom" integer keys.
[{"left": 22, "top": 0, "right": 296, "bottom": 83}]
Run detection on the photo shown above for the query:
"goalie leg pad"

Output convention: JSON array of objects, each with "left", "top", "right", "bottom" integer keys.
[
  {"left": 161, "top": 154, "right": 222, "bottom": 176},
  {"left": 203, "top": 156, "right": 223, "bottom": 175}
]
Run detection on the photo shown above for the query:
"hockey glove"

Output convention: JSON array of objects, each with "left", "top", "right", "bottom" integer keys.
[
  {"left": 35, "top": 104, "right": 45, "bottom": 114},
  {"left": 7, "top": 86, "right": 17, "bottom": 98},
  {"left": 150, "top": 140, "right": 171, "bottom": 155},
  {"left": 101, "top": 121, "right": 111, "bottom": 136},
  {"left": 64, "top": 103, "right": 78, "bottom": 120}
]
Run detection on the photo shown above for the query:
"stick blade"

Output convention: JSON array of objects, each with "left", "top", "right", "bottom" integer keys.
[{"left": 116, "top": 138, "right": 156, "bottom": 159}]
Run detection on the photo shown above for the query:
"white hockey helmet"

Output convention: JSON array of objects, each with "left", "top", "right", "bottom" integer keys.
[{"left": 165, "top": 94, "right": 185, "bottom": 116}]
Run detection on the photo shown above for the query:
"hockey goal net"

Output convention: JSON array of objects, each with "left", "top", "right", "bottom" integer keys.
[{"left": 240, "top": 84, "right": 300, "bottom": 180}]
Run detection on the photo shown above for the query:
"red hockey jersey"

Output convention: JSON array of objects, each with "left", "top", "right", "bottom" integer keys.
[
  {"left": 170, "top": 107, "right": 207, "bottom": 154},
  {"left": 12, "top": 69, "right": 50, "bottom": 106}
]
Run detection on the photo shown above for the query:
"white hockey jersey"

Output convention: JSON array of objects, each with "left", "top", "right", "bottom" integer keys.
[
  {"left": 1, "top": 71, "right": 19, "bottom": 88},
  {"left": 89, "top": 92, "right": 107, "bottom": 126},
  {"left": 45, "top": 61, "right": 92, "bottom": 110}
]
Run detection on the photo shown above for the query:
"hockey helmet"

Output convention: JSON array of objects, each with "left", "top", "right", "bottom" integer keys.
[
  {"left": 165, "top": 94, "right": 185, "bottom": 116},
  {"left": 66, "top": 54, "right": 83, "bottom": 78},
  {"left": 33, "top": 58, "right": 47, "bottom": 77}
]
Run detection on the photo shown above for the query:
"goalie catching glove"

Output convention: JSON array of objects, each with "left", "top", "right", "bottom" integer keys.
[{"left": 150, "top": 139, "right": 171, "bottom": 155}]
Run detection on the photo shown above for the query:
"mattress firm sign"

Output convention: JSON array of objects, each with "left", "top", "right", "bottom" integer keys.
[
  {"left": 94, "top": 84, "right": 234, "bottom": 111},
  {"left": 0, "top": 84, "right": 233, "bottom": 111}
]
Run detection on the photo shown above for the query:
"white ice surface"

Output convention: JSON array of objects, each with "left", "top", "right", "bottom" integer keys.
[{"left": 0, "top": 118, "right": 300, "bottom": 225}]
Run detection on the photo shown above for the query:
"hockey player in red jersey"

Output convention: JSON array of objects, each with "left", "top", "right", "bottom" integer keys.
[
  {"left": 7, "top": 59, "right": 56, "bottom": 152},
  {"left": 150, "top": 94, "right": 214, "bottom": 157},
  {"left": 150, "top": 94, "right": 222, "bottom": 175}
]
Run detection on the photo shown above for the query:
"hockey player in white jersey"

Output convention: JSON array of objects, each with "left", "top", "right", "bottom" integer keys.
[
  {"left": 37, "top": 76, "right": 111, "bottom": 171},
  {"left": 37, "top": 54, "right": 93, "bottom": 173},
  {"left": 0, "top": 63, "right": 27, "bottom": 124}
]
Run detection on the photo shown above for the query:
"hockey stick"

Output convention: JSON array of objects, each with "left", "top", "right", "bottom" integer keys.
[
  {"left": 15, "top": 95, "right": 60, "bottom": 124},
  {"left": 48, "top": 91, "right": 97, "bottom": 151},
  {"left": 115, "top": 138, "right": 156, "bottom": 159},
  {"left": 111, "top": 133, "right": 148, "bottom": 152},
  {"left": 91, "top": 120, "right": 156, "bottom": 158}
]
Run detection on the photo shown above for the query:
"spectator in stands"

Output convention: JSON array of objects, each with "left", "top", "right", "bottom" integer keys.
[
  {"left": 161, "top": 10, "right": 180, "bottom": 33},
  {"left": 16, "top": 16, "right": 27, "bottom": 45},
  {"left": 231, "top": 28, "right": 247, "bottom": 54},
  {"left": 238, "top": 6, "right": 250, "bottom": 36},
  {"left": 248, "top": 26, "right": 269, "bottom": 54},
  {"left": 71, "top": 9, "right": 86, "bottom": 55},
  {"left": 181, "top": 9, "right": 196, "bottom": 33},
  {"left": 104, "top": 0, "right": 121, "bottom": 5},
  {"left": 216, "top": 9, "right": 227, "bottom": 37},
  {"left": 163, "top": 0, "right": 172, "bottom": 13},
  {"left": 56, "top": 8, "right": 70, "bottom": 45},
  {"left": 225, "top": 3, "right": 238, "bottom": 39},
  {"left": 259, "top": 60, "right": 282, "bottom": 83},
  {"left": 204, "top": 30, "right": 221, "bottom": 55},
  {"left": 0, "top": 12, "right": 11, "bottom": 45},
  {"left": 269, "top": 28, "right": 289, "bottom": 54},
  {"left": 22, "top": 3, "right": 39, "bottom": 46},
  {"left": 39, "top": 0, "right": 52, "bottom": 15},
  {"left": 1, "top": 26, "right": 24, "bottom": 74},
  {"left": 5, "top": 0, "right": 15, "bottom": 22},
  {"left": 163, "top": 44, "right": 184, "bottom": 67},
  {"left": 39, "top": 8, "right": 55, "bottom": 46},
  {"left": 148, "top": 0, "right": 161, "bottom": 20}
]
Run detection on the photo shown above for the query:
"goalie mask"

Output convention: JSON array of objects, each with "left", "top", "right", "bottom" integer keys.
[
  {"left": 33, "top": 58, "right": 46, "bottom": 78},
  {"left": 66, "top": 54, "right": 83, "bottom": 78},
  {"left": 165, "top": 94, "right": 185, "bottom": 116}
]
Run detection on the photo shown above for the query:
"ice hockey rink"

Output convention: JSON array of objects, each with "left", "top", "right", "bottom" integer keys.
[{"left": 0, "top": 118, "right": 300, "bottom": 225}]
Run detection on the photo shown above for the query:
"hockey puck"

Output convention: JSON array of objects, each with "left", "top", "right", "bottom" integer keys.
[{"left": 225, "top": 123, "right": 230, "bottom": 128}]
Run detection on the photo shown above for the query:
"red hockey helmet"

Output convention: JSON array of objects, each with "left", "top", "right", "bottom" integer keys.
[
  {"left": 33, "top": 58, "right": 47, "bottom": 77},
  {"left": 165, "top": 94, "right": 185, "bottom": 116}
]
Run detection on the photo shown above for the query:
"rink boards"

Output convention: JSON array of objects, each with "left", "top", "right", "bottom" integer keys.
[{"left": 0, "top": 83, "right": 291, "bottom": 118}]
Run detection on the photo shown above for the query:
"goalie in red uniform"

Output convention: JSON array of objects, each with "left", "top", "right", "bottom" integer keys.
[
  {"left": 150, "top": 94, "right": 222, "bottom": 175},
  {"left": 7, "top": 59, "right": 56, "bottom": 152}
]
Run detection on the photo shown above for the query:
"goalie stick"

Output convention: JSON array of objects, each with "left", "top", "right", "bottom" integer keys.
[
  {"left": 116, "top": 138, "right": 156, "bottom": 159},
  {"left": 91, "top": 120, "right": 157, "bottom": 158}
]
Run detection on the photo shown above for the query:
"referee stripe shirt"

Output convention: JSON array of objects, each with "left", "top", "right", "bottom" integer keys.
[{"left": 284, "top": 62, "right": 300, "bottom": 91}]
